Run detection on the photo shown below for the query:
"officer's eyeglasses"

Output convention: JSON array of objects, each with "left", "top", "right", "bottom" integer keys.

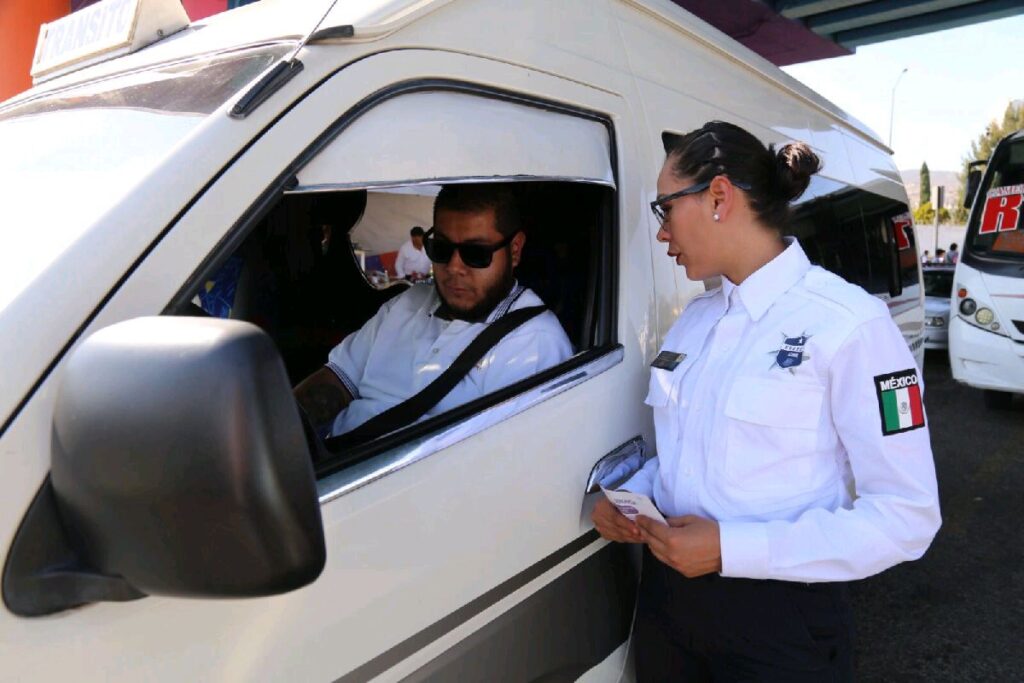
[
  {"left": 423, "top": 228, "right": 516, "bottom": 269},
  {"left": 649, "top": 178, "right": 751, "bottom": 224}
]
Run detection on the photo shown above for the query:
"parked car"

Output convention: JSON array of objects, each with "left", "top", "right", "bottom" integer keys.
[{"left": 923, "top": 263, "right": 955, "bottom": 349}]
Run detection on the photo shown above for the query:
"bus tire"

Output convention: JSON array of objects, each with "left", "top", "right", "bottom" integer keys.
[{"left": 983, "top": 390, "right": 1013, "bottom": 410}]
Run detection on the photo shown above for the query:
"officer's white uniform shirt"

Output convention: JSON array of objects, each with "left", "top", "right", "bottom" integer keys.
[
  {"left": 327, "top": 282, "right": 572, "bottom": 435},
  {"left": 624, "top": 238, "right": 941, "bottom": 582},
  {"left": 395, "top": 239, "right": 432, "bottom": 278}
]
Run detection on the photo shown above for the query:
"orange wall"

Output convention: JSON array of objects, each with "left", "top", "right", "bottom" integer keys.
[
  {"left": 0, "top": 0, "right": 70, "bottom": 102},
  {"left": 182, "top": 0, "right": 225, "bottom": 21}
]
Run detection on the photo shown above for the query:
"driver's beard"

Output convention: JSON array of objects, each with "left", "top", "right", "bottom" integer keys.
[{"left": 437, "top": 261, "right": 515, "bottom": 323}]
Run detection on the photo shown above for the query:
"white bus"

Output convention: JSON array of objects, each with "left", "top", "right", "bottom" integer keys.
[{"left": 950, "top": 129, "right": 1024, "bottom": 408}]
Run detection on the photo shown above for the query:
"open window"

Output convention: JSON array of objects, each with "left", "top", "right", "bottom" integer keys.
[{"left": 175, "top": 86, "right": 618, "bottom": 478}]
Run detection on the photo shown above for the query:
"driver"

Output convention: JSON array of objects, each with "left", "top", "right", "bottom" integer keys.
[{"left": 294, "top": 183, "right": 572, "bottom": 437}]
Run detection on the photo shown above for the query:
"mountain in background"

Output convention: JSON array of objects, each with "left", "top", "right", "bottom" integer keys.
[{"left": 900, "top": 169, "right": 962, "bottom": 208}]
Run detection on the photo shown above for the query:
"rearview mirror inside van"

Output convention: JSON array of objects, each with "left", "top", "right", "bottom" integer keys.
[{"left": 3, "top": 317, "right": 325, "bottom": 616}]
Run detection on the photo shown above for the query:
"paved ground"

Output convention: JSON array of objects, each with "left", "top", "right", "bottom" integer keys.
[{"left": 852, "top": 350, "right": 1024, "bottom": 681}]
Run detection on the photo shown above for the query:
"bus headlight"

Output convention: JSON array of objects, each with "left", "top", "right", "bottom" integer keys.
[
  {"left": 957, "top": 300, "right": 1008, "bottom": 337},
  {"left": 927, "top": 316, "right": 945, "bottom": 327}
]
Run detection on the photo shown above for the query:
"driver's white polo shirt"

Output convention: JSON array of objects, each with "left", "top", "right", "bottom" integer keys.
[
  {"left": 327, "top": 282, "right": 572, "bottom": 436},
  {"left": 624, "top": 239, "right": 941, "bottom": 582}
]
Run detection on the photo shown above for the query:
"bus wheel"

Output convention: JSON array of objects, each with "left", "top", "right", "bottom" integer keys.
[{"left": 983, "top": 390, "right": 1013, "bottom": 410}]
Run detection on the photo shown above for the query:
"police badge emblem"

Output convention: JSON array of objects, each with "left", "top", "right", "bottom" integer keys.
[{"left": 769, "top": 332, "right": 811, "bottom": 373}]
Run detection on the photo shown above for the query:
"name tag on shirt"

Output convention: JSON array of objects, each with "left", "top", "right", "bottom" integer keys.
[{"left": 651, "top": 350, "right": 686, "bottom": 371}]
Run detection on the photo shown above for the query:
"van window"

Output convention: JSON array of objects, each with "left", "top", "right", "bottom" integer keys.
[
  {"left": 892, "top": 211, "right": 919, "bottom": 289},
  {"left": 790, "top": 176, "right": 915, "bottom": 296},
  {"left": 174, "top": 89, "right": 617, "bottom": 477}
]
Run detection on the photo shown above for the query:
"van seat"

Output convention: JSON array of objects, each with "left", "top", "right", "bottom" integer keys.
[{"left": 230, "top": 191, "right": 409, "bottom": 382}]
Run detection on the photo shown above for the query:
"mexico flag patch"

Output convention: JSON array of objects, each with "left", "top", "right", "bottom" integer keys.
[{"left": 874, "top": 369, "right": 925, "bottom": 436}]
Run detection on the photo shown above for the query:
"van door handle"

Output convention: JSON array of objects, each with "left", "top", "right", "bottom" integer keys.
[{"left": 585, "top": 436, "right": 647, "bottom": 495}]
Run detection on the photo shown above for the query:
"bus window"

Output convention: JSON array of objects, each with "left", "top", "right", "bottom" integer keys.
[{"left": 968, "top": 136, "right": 1024, "bottom": 262}]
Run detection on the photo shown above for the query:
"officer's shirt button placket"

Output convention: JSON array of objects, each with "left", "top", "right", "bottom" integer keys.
[
  {"left": 700, "top": 300, "right": 749, "bottom": 506},
  {"left": 674, "top": 315, "right": 716, "bottom": 511}
]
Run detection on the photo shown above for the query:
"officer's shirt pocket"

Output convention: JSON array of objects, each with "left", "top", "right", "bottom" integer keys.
[
  {"left": 722, "top": 376, "right": 833, "bottom": 498},
  {"left": 645, "top": 367, "right": 674, "bottom": 408},
  {"left": 646, "top": 366, "right": 685, "bottom": 462}
]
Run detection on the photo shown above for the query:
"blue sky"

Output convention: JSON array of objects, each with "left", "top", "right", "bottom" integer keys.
[{"left": 783, "top": 15, "right": 1024, "bottom": 173}]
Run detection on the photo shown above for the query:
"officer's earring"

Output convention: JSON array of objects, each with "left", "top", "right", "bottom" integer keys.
[{"left": 713, "top": 213, "right": 720, "bottom": 222}]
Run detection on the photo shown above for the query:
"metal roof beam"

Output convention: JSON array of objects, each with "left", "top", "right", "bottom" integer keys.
[
  {"left": 807, "top": 0, "right": 975, "bottom": 35},
  {"left": 773, "top": 0, "right": 870, "bottom": 20},
  {"left": 836, "top": 0, "right": 1024, "bottom": 47}
]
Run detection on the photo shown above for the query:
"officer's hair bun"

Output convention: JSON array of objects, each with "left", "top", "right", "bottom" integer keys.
[
  {"left": 770, "top": 142, "right": 821, "bottom": 203},
  {"left": 666, "top": 121, "right": 821, "bottom": 231}
]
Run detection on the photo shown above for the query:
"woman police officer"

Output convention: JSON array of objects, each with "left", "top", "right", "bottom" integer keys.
[{"left": 592, "top": 121, "right": 940, "bottom": 681}]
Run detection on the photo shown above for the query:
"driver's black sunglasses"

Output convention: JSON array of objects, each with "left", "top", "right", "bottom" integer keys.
[
  {"left": 423, "top": 228, "right": 516, "bottom": 269},
  {"left": 649, "top": 178, "right": 751, "bottom": 224}
]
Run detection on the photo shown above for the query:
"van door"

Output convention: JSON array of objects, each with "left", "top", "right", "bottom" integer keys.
[{"left": 2, "top": 50, "right": 655, "bottom": 681}]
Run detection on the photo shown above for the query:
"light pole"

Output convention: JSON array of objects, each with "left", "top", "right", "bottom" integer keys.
[{"left": 888, "top": 67, "right": 908, "bottom": 147}]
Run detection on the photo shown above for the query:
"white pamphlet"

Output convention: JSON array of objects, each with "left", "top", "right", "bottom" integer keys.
[{"left": 601, "top": 487, "right": 668, "bottom": 525}]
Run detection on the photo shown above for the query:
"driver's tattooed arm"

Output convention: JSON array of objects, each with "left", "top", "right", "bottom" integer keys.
[{"left": 294, "top": 367, "right": 353, "bottom": 428}]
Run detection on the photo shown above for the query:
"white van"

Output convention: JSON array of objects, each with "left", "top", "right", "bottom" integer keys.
[
  {"left": 949, "top": 129, "right": 1024, "bottom": 408},
  {"left": 0, "top": 0, "right": 923, "bottom": 679}
]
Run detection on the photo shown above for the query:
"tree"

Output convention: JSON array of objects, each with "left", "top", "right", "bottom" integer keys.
[
  {"left": 919, "top": 161, "right": 931, "bottom": 207},
  {"left": 914, "top": 202, "right": 951, "bottom": 225},
  {"left": 956, "top": 100, "right": 1024, "bottom": 221}
]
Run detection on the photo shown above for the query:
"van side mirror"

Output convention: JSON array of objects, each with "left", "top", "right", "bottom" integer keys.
[
  {"left": 3, "top": 317, "right": 325, "bottom": 616},
  {"left": 964, "top": 169, "right": 982, "bottom": 208}
]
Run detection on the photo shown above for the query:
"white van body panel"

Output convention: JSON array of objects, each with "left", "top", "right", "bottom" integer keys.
[
  {"left": 0, "top": 0, "right": 921, "bottom": 679},
  {"left": 1, "top": 46, "right": 653, "bottom": 681}
]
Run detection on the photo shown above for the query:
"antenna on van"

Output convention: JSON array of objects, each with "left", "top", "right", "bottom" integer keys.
[{"left": 229, "top": 0, "right": 351, "bottom": 119}]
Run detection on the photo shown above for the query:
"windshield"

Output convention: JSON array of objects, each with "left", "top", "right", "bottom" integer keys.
[
  {"left": 0, "top": 46, "right": 286, "bottom": 313},
  {"left": 923, "top": 269, "right": 954, "bottom": 298},
  {"left": 965, "top": 137, "right": 1024, "bottom": 263}
]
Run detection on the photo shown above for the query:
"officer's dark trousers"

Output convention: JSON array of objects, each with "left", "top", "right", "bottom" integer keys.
[{"left": 634, "top": 547, "right": 853, "bottom": 682}]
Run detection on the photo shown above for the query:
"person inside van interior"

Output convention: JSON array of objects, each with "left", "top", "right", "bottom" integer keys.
[
  {"left": 592, "top": 121, "right": 940, "bottom": 681},
  {"left": 294, "top": 183, "right": 572, "bottom": 440}
]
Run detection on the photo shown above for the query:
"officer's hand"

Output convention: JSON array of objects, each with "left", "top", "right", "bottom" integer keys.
[
  {"left": 591, "top": 498, "right": 642, "bottom": 543},
  {"left": 636, "top": 514, "right": 722, "bottom": 578}
]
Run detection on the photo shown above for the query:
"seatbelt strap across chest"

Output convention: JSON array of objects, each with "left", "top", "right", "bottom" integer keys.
[{"left": 332, "top": 305, "right": 548, "bottom": 446}]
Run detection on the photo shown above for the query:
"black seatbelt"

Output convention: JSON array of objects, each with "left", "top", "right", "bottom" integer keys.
[{"left": 330, "top": 305, "right": 548, "bottom": 447}]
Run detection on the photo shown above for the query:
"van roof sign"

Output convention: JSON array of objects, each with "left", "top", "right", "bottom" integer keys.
[{"left": 31, "top": 0, "right": 189, "bottom": 84}]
